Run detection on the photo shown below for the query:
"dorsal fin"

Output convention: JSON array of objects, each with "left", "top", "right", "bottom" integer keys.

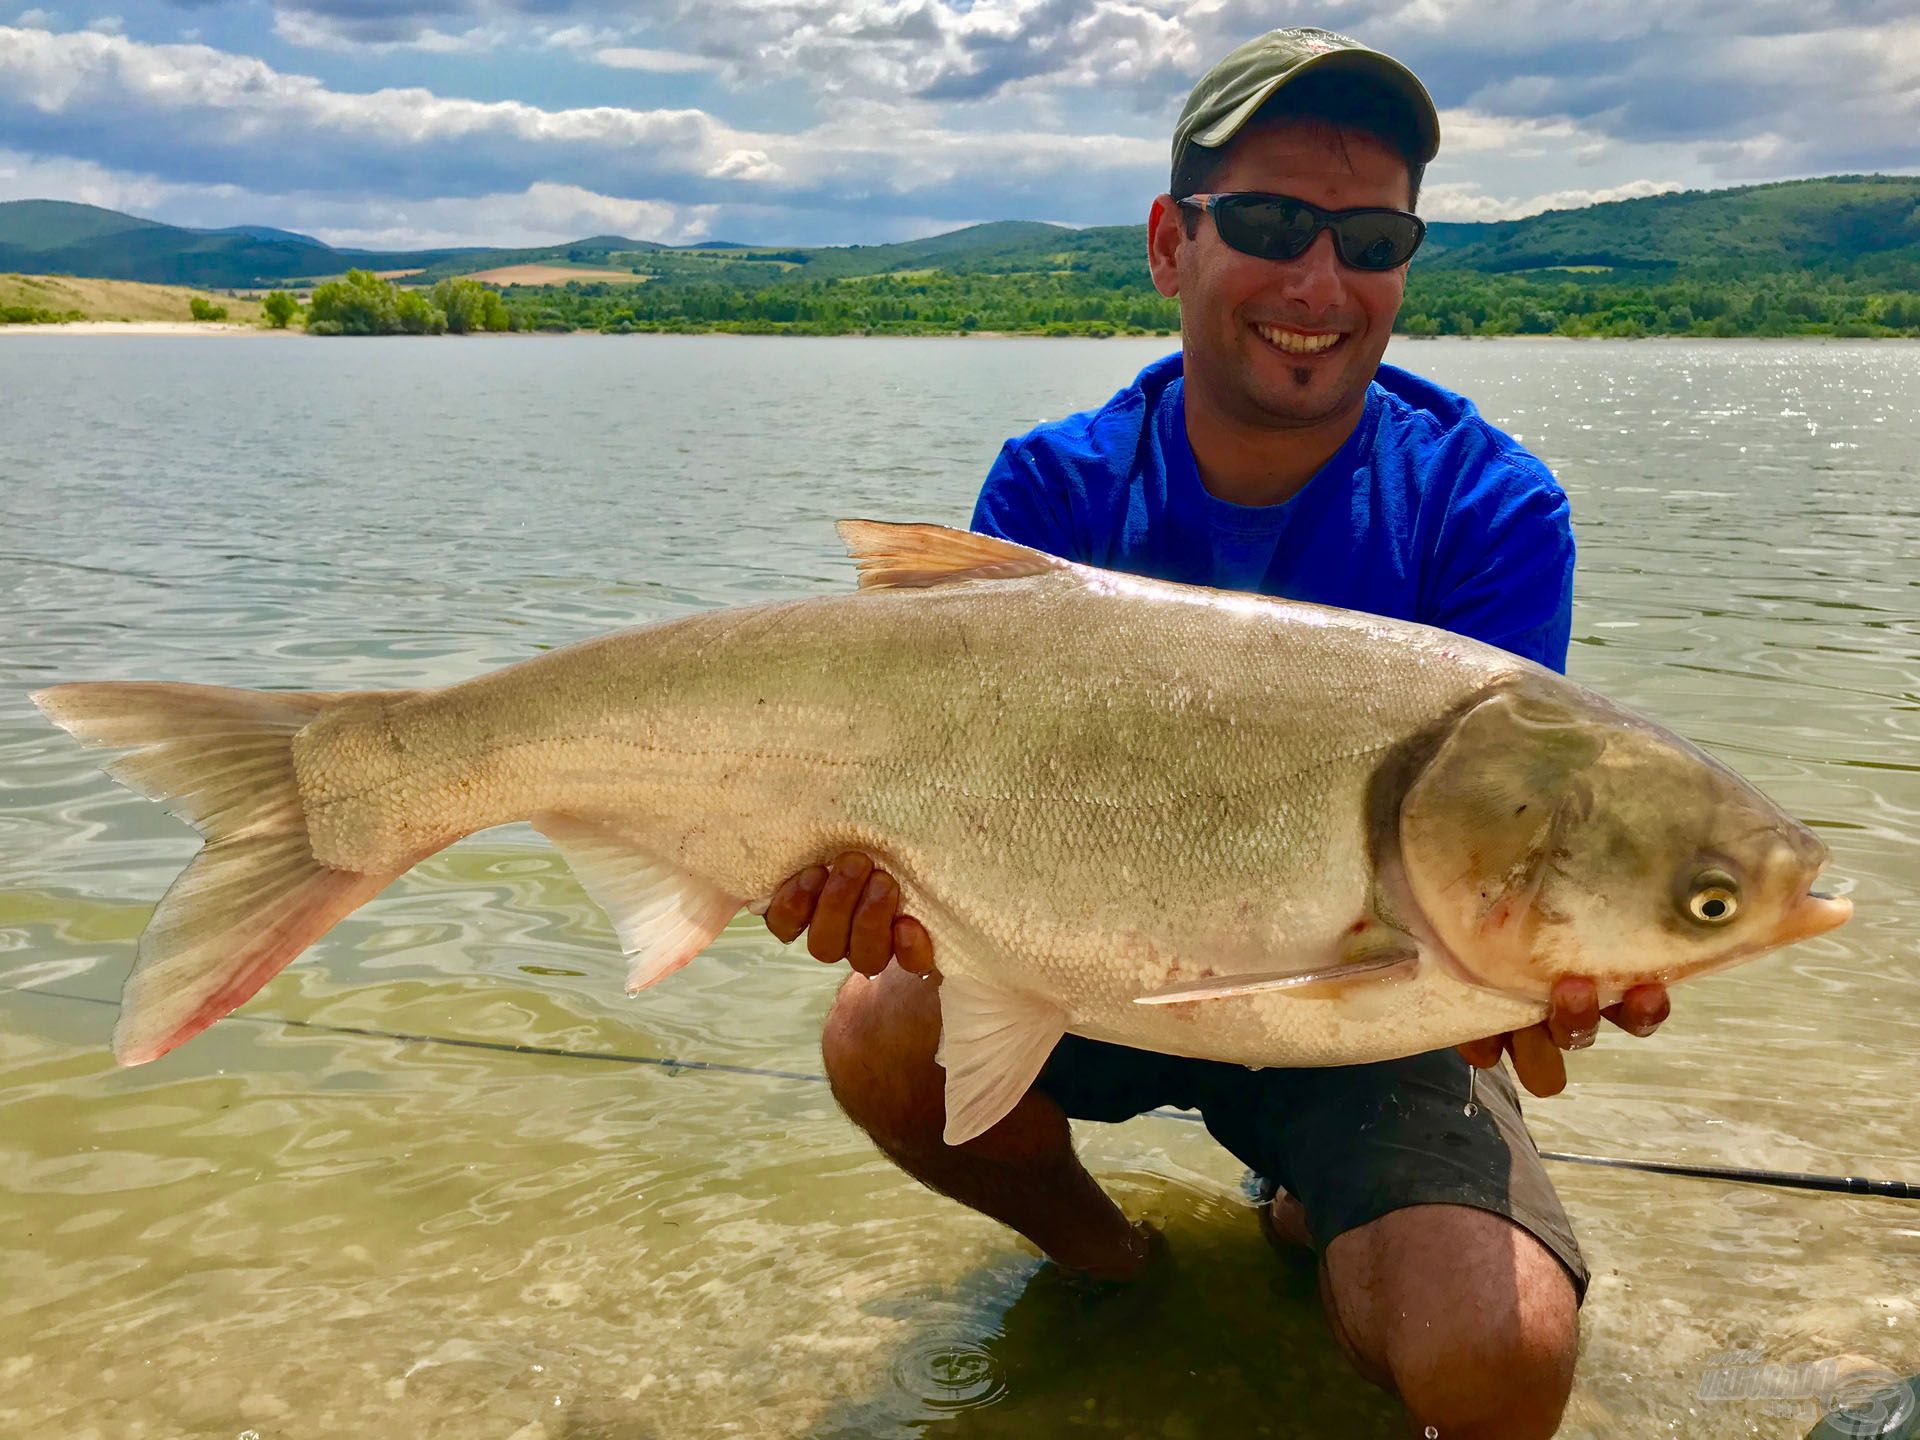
[{"left": 836, "top": 520, "right": 1071, "bottom": 591}]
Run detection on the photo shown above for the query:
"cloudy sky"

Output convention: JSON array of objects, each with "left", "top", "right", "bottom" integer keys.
[{"left": 0, "top": 1, "right": 1915, "bottom": 250}]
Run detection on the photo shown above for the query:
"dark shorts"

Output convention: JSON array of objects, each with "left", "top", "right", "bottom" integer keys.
[{"left": 1035, "top": 1036, "right": 1589, "bottom": 1302}]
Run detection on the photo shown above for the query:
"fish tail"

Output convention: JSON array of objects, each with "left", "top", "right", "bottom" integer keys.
[{"left": 31, "top": 681, "right": 424, "bottom": 1065}]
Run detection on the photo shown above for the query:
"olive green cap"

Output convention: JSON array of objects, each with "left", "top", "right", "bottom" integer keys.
[{"left": 1172, "top": 27, "right": 1441, "bottom": 181}]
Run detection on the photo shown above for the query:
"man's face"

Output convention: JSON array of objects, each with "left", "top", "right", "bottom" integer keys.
[{"left": 1151, "top": 118, "right": 1412, "bottom": 433}]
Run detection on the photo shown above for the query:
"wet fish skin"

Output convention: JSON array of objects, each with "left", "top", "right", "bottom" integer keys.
[{"left": 31, "top": 522, "right": 1849, "bottom": 1144}]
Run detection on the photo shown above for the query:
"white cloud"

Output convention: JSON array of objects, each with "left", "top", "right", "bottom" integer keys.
[
  {"left": 15, "top": 7, "right": 52, "bottom": 25},
  {"left": 81, "top": 12, "right": 117, "bottom": 32},
  {"left": 311, "top": 182, "right": 717, "bottom": 249},
  {"left": 1420, "top": 177, "right": 1684, "bottom": 223},
  {"left": 1434, "top": 108, "right": 1583, "bottom": 157},
  {"left": 0, "top": 149, "right": 718, "bottom": 248},
  {"left": 0, "top": 26, "right": 1162, "bottom": 220},
  {"left": 540, "top": 24, "right": 621, "bottom": 50},
  {"left": 591, "top": 46, "right": 715, "bottom": 73},
  {"left": 708, "top": 147, "right": 778, "bottom": 180},
  {"left": 0, "top": 145, "right": 247, "bottom": 213}
]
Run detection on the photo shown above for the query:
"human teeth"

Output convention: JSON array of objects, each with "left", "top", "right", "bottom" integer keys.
[{"left": 1256, "top": 324, "right": 1341, "bottom": 355}]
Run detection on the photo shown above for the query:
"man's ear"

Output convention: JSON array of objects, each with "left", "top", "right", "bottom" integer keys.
[{"left": 1146, "top": 194, "right": 1183, "bottom": 299}]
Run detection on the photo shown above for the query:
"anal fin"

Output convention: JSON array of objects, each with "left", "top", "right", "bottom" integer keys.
[
  {"left": 532, "top": 815, "right": 741, "bottom": 993},
  {"left": 934, "top": 973, "right": 1067, "bottom": 1147}
]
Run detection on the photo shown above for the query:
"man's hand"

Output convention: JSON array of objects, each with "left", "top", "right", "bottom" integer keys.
[
  {"left": 767, "top": 863, "right": 1665, "bottom": 1091},
  {"left": 762, "top": 851, "right": 937, "bottom": 978},
  {"left": 1457, "top": 977, "right": 1671, "bottom": 1097}
]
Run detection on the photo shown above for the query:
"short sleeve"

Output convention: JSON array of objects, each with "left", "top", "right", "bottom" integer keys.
[
  {"left": 1426, "top": 464, "right": 1575, "bottom": 673},
  {"left": 970, "top": 440, "right": 1082, "bottom": 561}
]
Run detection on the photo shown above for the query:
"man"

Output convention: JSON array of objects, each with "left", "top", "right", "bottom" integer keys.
[{"left": 761, "top": 28, "right": 1671, "bottom": 1439}]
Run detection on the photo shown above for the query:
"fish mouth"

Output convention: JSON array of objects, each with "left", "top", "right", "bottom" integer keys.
[{"left": 1771, "top": 887, "right": 1852, "bottom": 944}]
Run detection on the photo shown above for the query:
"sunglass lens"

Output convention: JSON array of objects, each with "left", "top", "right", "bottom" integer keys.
[
  {"left": 1333, "top": 212, "right": 1421, "bottom": 269},
  {"left": 1217, "top": 196, "right": 1321, "bottom": 261}
]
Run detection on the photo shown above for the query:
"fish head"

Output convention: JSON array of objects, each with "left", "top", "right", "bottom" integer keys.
[{"left": 1397, "top": 677, "right": 1850, "bottom": 1005}]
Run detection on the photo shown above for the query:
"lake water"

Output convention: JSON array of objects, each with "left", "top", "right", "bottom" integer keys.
[{"left": 1, "top": 333, "right": 1916, "bottom": 1439}]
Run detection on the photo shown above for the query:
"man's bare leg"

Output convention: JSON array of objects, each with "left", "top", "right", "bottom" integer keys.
[
  {"left": 827, "top": 963, "right": 1575, "bottom": 1434},
  {"left": 821, "top": 964, "right": 1149, "bottom": 1280},
  {"left": 1317, "top": 1204, "right": 1579, "bottom": 1440}
]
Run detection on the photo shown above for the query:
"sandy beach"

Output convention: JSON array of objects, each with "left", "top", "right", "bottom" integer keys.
[{"left": 0, "top": 320, "right": 291, "bottom": 336}]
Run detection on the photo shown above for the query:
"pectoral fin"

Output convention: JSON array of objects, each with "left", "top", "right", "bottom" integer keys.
[
  {"left": 533, "top": 815, "right": 741, "bottom": 993},
  {"left": 934, "top": 974, "right": 1067, "bottom": 1146},
  {"left": 1133, "top": 943, "right": 1418, "bottom": 1006}
]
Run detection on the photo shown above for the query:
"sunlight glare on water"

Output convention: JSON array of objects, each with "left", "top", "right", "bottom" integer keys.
[{"left": 1, "top": 334, "right": 1916, "bottom": 1439}]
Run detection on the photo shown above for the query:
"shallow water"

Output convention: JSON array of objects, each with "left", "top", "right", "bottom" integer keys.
[{"left": 1, "top": 334, "right": 1916, "bottom": 1439}]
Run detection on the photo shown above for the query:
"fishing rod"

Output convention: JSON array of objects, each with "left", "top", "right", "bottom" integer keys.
[
  {"left": 11, "top": 984, "right": 1918, "bottom": 1201},
  {"left": 1536, "top": 1150, "right": 1916, "bottom": 1200}
]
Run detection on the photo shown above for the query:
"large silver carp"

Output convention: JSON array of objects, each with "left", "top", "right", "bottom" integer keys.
[{"left": 33, "top": 522, "right": 1850, "bottom": 1144}]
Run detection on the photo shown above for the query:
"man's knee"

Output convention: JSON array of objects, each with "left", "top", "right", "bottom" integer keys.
[
  {"left": 1388, "top": 1289, "right": 1576, "bottom": 1440},
  {"left": 822, "top": 968, "right": 1075, "bottom": 1168},
  {"left": 1322, "top": 1203, "right": 1578, "bottom": 1440},
  {"left": 820, "top": 966, "right": 946, "bottom": 1149}
]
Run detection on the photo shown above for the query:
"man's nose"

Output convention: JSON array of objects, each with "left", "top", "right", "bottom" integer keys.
[{"left": 1272, "top": 228, "right": 1346, "bottom": 311}]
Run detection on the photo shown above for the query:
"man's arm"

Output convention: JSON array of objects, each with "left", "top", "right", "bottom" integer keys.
[
  {"left": 1425, "top": 464, "right": 1574, "bottom": 673},
  {"left": 970, "top": 439, "right": 1084, "bottom": 557}
]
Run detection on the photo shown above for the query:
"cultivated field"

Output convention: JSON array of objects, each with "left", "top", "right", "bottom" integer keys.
[{"left": 464, "top": 264, "right": 649, "bottom": 286}]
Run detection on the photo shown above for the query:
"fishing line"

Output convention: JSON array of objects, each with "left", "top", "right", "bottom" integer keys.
[{"left": 8, "top": 983, "right": 1916, "bottom": 1201}]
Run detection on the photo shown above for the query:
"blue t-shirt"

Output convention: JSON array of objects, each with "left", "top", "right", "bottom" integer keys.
[{"left": 970, "top": 352, "right": 1574, "bottom": 672}]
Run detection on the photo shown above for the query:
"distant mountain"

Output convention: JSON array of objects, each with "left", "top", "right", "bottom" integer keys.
[
  {"left": 4, "top": 177, "right": 1917, "bottom": 291},
  {"left": 0, "top": 200, "right": 446, "bottom": 285},
  {"left": 1417, "top": 175, "right": 1920, "bottom": 276},
  {"left": 194, "top": 223, "right": 327, "bottom": 248},
  {"left": 0, "top": 199, "right": 166, "bottom": 252},
  {"left": 879, "top": 220, "right": 1073, "bottom": 256},
  {"left": 567, "top": 233, "right": 662, "bottom": 252}
]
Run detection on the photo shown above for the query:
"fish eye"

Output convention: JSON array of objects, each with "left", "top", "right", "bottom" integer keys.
[{"left": 1686, "top": 870, "right": 1740, "bottom": 925}]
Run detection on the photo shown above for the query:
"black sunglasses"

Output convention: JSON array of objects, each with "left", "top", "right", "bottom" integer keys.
[{"left": 1176, "top": 192, "right": 1426, "bottom": 271}]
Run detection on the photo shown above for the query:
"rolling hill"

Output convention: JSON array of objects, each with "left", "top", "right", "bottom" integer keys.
[{"left": 4, "top": 176, "right": 1918, "bottom": 296}]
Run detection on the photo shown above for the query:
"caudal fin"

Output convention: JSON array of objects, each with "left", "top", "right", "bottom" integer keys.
[{"left": 31, "top": 681, "right": 416, "bottom": 1065}]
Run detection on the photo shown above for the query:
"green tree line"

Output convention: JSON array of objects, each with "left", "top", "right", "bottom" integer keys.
[
  {"left": 495, "top": 265, "right": 1920, "bottom": 339},
  {"left": 1398, "top": 270, "right": 1920, "bottom": 338},
  {"left": 306, "top": 269, "right": 515, "bottom": 336}
]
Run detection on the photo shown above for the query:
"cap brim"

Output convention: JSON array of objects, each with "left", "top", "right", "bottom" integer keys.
[{"left": 1192, "top": 49, "right": 1440, "bottom": 164}]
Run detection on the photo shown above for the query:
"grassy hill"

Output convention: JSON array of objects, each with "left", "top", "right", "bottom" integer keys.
[
  {"left": 0, "top": 199, "right": 170, "bottom": 252},
  {"left": 1419, "top": 175, "right": 1920, "bottom": 277},
  {"left": 0, "top": 200, "right": 465, "bottom": 286},
  {"left": 0, "top": 273, "right": 266, "bottom": 325}
]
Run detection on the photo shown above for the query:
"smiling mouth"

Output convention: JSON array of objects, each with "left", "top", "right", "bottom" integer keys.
[{"left": 1253, "top": 322, "right": 1344, "bottom": 357}]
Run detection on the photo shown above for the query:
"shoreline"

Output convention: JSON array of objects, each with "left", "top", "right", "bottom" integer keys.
[{"left": 0, "top": 320, "right": 292, "bottom": 337}]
